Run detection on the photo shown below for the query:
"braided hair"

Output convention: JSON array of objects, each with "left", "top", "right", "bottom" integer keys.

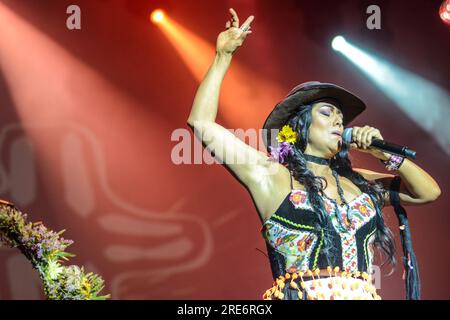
[{"left": 284, "top": 104, "right": 396, "bottom": 269}]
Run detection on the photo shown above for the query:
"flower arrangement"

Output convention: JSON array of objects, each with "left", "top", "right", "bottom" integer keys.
[
  {"left": 0, "top": 200, "right": 110, "bottom": 300},
  {"left": 269, "top": 125, "right": 298, "bottom": 164}
]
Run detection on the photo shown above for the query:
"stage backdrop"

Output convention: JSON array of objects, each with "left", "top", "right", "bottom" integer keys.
[{"left": 0, "top": 0, "right": 448, "bottom": 299}]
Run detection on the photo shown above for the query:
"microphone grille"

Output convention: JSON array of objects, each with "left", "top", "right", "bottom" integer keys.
[{"left": 342, "top": 128, "right": 353, "bottom": 144}]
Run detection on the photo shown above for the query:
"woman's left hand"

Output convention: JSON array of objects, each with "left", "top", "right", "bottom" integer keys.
[{"left": 350, "top": 125, "right": 390, "bottom": 161}]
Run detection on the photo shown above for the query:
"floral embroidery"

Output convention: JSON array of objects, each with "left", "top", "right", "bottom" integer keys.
[
  {"left": 325, "top": 194, "right": 377, "bottom": 272},
  {"left": 289, "top": 191, "right": 308, "bottom": 209},
  {"left": 342, "top": 212, "right": 356, "bottom": 231},
  {"left": 297, "top": 235, "right": 314, "bottom": 252},
  {"left": 354, "top": 203, "right": 370, "bottom": 217},
  {"left": 262, "top": 220, "right": 318, "bottom": 271},
  {"left": 275, "top": 237, "right": 283, "bottom": 248},
  {"left": 263, "top": 189, "right": 378, "bottom": 274},
  {"left": 341, "top": 233, "right": 358, "bottom": 272}
]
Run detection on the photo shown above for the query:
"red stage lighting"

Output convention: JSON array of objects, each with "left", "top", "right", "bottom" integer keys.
[{"left": 440, "top": 0, "right": 450, "bottom": 25}]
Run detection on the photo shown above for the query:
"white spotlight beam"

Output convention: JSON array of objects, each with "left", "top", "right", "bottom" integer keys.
[{"left": 333, "top": 36, "right": 450, "bottom": 157}]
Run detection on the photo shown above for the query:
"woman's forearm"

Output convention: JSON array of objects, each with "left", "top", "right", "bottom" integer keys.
[
  {"left": 187, "top": 52, "right": 233, "bottom": 124},
  {"left": 397, "top": 159, "right": 441, "bottom": 201},
  {"left": 353, "top": 126, "right": 441, "bottom": 202}
]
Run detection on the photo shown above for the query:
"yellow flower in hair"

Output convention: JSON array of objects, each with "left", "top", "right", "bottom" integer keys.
[{"left": 277, "top": 125, "right": 297, "bottom": 144}]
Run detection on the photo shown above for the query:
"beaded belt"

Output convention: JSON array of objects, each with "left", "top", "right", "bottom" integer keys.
[{"left": 263, "top": 267, "right": 381, "bottom": 300}]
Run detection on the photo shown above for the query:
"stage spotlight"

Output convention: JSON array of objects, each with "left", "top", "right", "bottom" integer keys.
[
  {"left": 151, "top": 9, "right": 165, "bottom": 24},
  {"left": 440, "top": 0, "right": 450, "bottom": 25},
  {"left": 150, "top": 8, "right": 283, "bottom": 129},
  {"left": 332, "top": 36, "right": 450, "bottom": 156},
  {"left": 331, "top": 36, "right": 347, "bottom": 51}
]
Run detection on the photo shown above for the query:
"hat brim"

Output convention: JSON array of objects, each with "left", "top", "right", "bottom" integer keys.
[{"left": 262, "top": 82, "right": 366, "bottom": 150}]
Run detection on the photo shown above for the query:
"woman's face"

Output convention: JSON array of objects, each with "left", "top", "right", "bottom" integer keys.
[{"left": 304, "top": 101, "right": 344, "bottom": 158}]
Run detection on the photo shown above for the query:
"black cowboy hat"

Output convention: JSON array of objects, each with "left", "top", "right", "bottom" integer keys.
[{"left": 262, "top": 81, "right": 366, "bottom": 150}]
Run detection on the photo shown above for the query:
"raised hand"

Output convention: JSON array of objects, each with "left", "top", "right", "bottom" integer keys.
[{"left": 216, "top": 8, "right": 254, "bottom": 55}]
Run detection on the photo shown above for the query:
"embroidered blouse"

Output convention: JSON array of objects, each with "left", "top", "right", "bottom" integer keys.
[{"left": 260, "top": 171, "right": 379, "bottom": 279}]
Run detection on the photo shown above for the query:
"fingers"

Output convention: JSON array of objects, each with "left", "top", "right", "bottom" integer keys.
[
  {"left": 352, "top": 127, "right": 361, "bottom": 149},
  {"left": 240, "top": 30, "right": 253, "bottom": 41},
  {"left": 229, "top": 8, "right": 239, "bottom": 28},
  {"left": 352, "top": 126, "right": 382, "bottom": 149},
  {"left": 360, "top": 126, "right": 370, "bottom": 149},
  {"left": 240, "top": 15, "right": 254, "bottom": 32},
  {"left": 353, "top": 126, "right": 369, "bottom": 149},
  {"left": 228, "top": 8, "right": 254, "bottom": 33},
  {"left": 364, "top": 129, "right": 379, "bottom": 148}
]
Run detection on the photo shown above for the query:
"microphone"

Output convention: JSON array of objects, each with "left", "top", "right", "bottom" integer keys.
[{"left": 342, "top": 128, "right": 416, "bottom": 159}]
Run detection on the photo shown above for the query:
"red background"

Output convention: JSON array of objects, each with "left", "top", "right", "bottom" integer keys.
[{"left": 0, "top": 0, "right": 448, "bottom": 299}]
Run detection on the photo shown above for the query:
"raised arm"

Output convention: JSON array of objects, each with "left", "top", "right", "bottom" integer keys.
[{"left": 187, "top": 9, "right": 280, "bottom": 189}]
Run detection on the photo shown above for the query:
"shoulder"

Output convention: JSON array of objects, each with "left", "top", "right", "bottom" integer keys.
[
  {"left": 269, "top": 164, "right": 291, "bottom": 188},
  {"left": 246, "top": 161, "right": 292, "bottom": 196}
]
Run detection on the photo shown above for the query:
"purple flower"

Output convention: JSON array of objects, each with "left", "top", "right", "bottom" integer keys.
[
  {"left": 269, "top": 142, "right": 294, "bottom": 164},
  {"left": 37, "top": 248, "right": 44, "bottom": 259}
]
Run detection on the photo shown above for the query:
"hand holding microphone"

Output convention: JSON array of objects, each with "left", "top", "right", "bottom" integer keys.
[{"left": 342, "top": 126, "right": 416, "bottom": 159}]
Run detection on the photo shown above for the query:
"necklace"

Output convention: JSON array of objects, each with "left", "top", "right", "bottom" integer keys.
[
  {"left": 303, "top": 154, "right": 354, "bottom": 227},
  {"left": 331, "top": 169, "right": 354, "bottom": 226},
  {"left": 303, "top": 154, "right": 331, "bottom": 166}
]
